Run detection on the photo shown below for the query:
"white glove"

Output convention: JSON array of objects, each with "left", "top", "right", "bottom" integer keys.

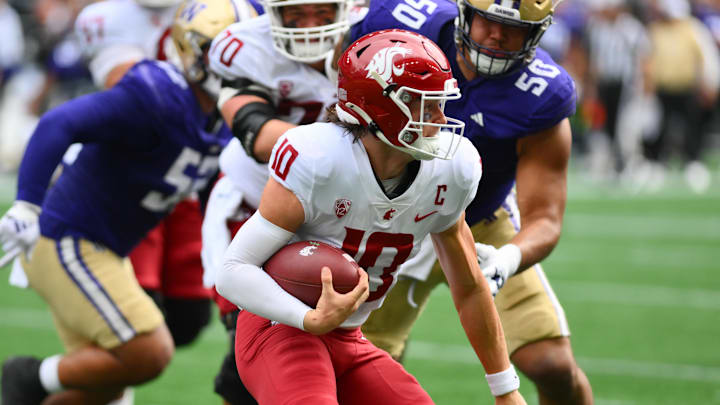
[
  {"left": 475, "top": 243, "right": 521, "bottom": 297},
  {"left": 0, "top": 201, "right": 41, "bottom": 259},
  {"left": 201, "top": 176, "right": 243, "bottom": 288}
]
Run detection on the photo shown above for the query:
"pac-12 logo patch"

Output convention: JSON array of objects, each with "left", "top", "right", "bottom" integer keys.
[
  {"left": 279, "top": 80, "right": 293, "bottom": 98},
  {"left": 334, "top": 198, "right": 352, "bottom": 218}
]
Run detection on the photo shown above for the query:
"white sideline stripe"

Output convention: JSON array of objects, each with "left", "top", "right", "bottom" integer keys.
[
  {"left": 0, "top": 307, "right": 53, "bottom": 328},
  {"left": 0, "top": 173, "right": 16, "bottom": 203},
  {"left": 552, "top": 280, "right": 720, "bottom": 311},
  {"left": 3, "top": 306, "right": 719, "bottom": 385},
  {"left": 549, "top": 245, "right": 717, "bottom": 269},
  {"left": 563, "top": 213, "right": 720, "bottom": 240},
  {"left": 429, "top": 280, "right": 720, "bottom": 311},
  {"left": 406, "top": 341, "right": 720, "bottom": 383}
]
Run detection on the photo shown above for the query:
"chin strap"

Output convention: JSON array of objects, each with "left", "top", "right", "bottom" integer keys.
[{"left": 336, "top": 103, "right": 368, "bottom": 125}]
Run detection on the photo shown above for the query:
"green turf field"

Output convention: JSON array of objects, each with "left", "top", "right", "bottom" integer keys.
[{"left": 1, "top": 171, "right": 719, "bottom": 404}]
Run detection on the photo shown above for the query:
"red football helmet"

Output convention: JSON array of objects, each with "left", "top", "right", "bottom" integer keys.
[{"left": 336, "top": 29, "right": 465, "bottom": 160}]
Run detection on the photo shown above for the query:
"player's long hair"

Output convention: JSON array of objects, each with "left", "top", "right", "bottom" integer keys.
[{"left": 325, "top": 104, "right": 370, "bottom": 142}]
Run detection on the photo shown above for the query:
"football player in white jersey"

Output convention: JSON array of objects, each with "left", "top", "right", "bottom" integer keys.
[
  {"left": 74, "top": 0, "right": 258, "bottom": 352},
  {"left": 75, "top": 0, "right": 181, "bottom": 89},
  {"left": 202, "top": 1, "right": 356, "bottom": 403},
  {"left": 209, "top": 0, "right": 351, "bottom": 161},
  {"left": 0, "top": 1, "right": 247, "bottom": 404},
  {"left": 350, "top": 2, "right": 594, "bottom": 404},
  {"left": 216, "top": 29, "right": 527, "bottom": 405}
]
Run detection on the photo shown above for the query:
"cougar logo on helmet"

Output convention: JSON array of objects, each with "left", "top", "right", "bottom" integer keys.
[
  {"left": 171, "top": 0, "right": 256, "bottom": 85},
  {"left": 337, "top": 29, "right": 464, "bottom": 161},
  {"left": 365, "top": 46, "right": 412, "bottom": 83}
]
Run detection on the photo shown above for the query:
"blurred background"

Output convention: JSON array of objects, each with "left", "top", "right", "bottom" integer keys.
[
  {"left": 0, "top": 0, "right": 718, "bottom": 404},
  {"left": 3, "top": 0, "right": 720, "bottom": 189}
]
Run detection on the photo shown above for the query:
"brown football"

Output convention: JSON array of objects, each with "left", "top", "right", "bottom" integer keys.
[{"left": 263, "top": 241, "right": 361, "bottom": 307}]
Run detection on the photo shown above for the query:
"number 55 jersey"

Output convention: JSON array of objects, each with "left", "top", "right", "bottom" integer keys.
[
  {"left": 268, "top": 123, "right": 482, "bottom": 327},
  {"left": 350, "top": 0, "right": 576, "bottom": 224}
]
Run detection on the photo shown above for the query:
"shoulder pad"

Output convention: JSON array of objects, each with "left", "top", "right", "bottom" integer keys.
[
  {"left": 208, "top": 16, "right": 278, "bottom": 88},
  {"left": 75, "top": 1, "right": 146, "bottom": 57},
  {"left": 351, "top": 0, "right": 457, "bottom": 44}
]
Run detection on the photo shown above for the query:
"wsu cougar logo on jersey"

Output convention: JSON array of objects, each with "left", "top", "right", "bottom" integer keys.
[
  {"left": 365, "top": 45, "right": 412, "bottom": 83},
  {"left": 334, "top": 198, "right": 352, "bottom": 218}
]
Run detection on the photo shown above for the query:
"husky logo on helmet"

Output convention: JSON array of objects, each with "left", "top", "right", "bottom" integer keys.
[
  {"left": 365, "top": 45, "right": 412, "bottom": 84},
  {"left": 171, "top": 0, "right": 257, "bottom": 89},
  {"left": 179, "top": 1, "right": 207, "bottom": 21}
]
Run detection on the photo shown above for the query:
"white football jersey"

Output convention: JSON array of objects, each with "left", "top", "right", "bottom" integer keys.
[
  {"left": 218, "top": 138, "right": 266, "bottom": 210},
  {"left": 268, "top": 123, "right": 482, "bottom": 327},
  {"left": 211, "top": 14, "right": 339, "bottom": 209},
  {"left": 75, "top": 0, "right": 177, "bottom": 86},
  {"left": 208, "top": 15, "right": 337, "bottom": 125}
]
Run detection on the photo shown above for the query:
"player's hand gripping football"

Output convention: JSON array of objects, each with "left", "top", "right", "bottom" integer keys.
[
  {"left": 303, "top": 267, "right": 369, "bottom": 335},
  {"left": 0, "top": 201, "right": 41, "bottom": 266},
  {"left": 475, "top": 243, "right": 521, "bottom": 297}
]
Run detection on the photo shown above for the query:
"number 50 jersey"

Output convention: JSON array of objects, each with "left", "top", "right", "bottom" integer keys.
[
  {"left": 350, "top": 0, "right": 577, "bottom": 225},
  {"left": 268, "top": 123, "right": 482, "bottom": 327}
]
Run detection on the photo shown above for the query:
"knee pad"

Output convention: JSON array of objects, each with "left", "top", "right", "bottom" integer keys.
[
  {"left": 163, "top": 297, "right": 211, "bottom": 347},
  {"left": 143, "top": 288, "right": 164, "bottom": 308}
]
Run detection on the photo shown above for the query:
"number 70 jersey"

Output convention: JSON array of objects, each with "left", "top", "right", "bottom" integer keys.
[
  {"left": 208, "top": 15, "right": 338, "bottom": 125},
  {"left": 268, "top": 123, "right": 482, "bottom": 327}
]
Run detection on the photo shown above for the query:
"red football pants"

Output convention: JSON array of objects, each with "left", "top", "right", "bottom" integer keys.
[
  {"left": 234, "top": 310, "right": 434, "bottom": 405},
  {"left": 130, "top": 199, "right": 211, "bottom": 299}
]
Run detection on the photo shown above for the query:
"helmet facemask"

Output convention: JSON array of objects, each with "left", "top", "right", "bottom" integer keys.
[
  {"left": 337, "top": 29, "right": 466, "bottom": 161},
  {"left": 455, "top": 0, "right": 555, "bottom": 77},
  {"left": 265, "top": 0, "right": 351, "bottom": 63},
  {"left": 376, "top": 72, "right": 464, "bottom": 161},
  {"left": 343, "top": 70, "right": 465, "bottom": 161},
  {"left": 175, "top": 30, "right": 211, "bottom": 83}
]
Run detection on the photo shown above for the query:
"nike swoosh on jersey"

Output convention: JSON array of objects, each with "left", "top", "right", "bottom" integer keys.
[{"left": 414, "top": 211, "right": 438, "bottom": 222}]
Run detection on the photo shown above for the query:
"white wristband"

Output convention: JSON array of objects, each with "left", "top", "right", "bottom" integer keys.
[{"left": 485, "top": 365, "right": 520, "bottom": 397}]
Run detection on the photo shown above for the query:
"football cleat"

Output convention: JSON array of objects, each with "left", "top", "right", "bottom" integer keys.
[{"left": 1, "top": 356, "right": 49, "bottom": 405}]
